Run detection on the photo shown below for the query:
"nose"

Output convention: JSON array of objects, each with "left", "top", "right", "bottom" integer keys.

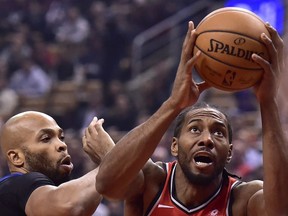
[
  {"left": 198, "top": 131, "right": 214, "bottom": 149},
  {"left": 57, "top": 141, "right": 67, "bottom": 152}
]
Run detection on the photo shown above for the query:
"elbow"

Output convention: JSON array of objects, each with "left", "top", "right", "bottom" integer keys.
[
  {"left": 96, "top": 165, "right": 112, "bottom": 195},
  {"left": 96, "top": 174, "right": 122, "bottom": 200},
  {"left": 96, "top": 174, "right": 110, "bottom": 196},
  {"left": 96, "top": 182, "right": 104, "bottom": 196}
]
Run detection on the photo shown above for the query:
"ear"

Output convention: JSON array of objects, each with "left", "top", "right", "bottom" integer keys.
[
  {"left": 171, "top": 137, "right": 179, "bottom": 157},
  {"left": 226, "top": 144, "right": 233, "bottom": 164},
  {"left": 7, "top": 149, "right": 25, "bottom": 167}
]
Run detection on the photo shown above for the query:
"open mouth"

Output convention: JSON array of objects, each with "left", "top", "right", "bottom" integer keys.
[
  {"left": 61, "top": 156, "right": 72, "bottom": 165},
  {"left": 194, "top": 155, "right": 213, "bottom": 165},
  {"left": 60, "top": 156, "right": 73, "bottom": 171},
  {"left": 193, "top": 151, "right": 213, "bottom": 167}
]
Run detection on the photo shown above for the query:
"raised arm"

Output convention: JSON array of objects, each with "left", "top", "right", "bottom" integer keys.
[
  {"left": 248, "top": 23, "right": 288, "bottom": 216},
  {"left": 25, "top": 117, "right": 114, "bottom": 216},
  {"left": 96, "top": 21, "right": 210, "bottom": 199}
]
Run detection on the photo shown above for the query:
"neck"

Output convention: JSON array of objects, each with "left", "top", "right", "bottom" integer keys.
[{"left": 174, "top": 164, "right": 223, "bottom": 208}]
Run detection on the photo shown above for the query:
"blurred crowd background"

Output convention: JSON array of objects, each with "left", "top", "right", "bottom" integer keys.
[{"left": 0, "top": 0, "right": 287, "bottom": 215}]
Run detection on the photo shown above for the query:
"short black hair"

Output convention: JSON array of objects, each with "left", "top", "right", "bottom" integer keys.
[{"left": 173, "top": 102, "right": 233, "bottom": 143}]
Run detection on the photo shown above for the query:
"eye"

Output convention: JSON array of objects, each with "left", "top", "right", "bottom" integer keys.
[
  {"left": 41, "top": 135, "right": 51, "bottom": 143},
  {"left": 213, "top": 130, "right": 224, "bottom": 138},
  {"left": 59, "top": 134, "right": 65, "bottom": 141},
  {"left": 190, "top": 126, "right": 200, "bottom": 133}
]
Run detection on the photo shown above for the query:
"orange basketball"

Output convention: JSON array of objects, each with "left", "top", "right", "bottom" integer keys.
[{"left": 193, "top": 7, "right": 271, "bottom": 91}]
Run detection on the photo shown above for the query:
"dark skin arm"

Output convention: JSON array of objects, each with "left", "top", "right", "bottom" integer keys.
[
  {"left": 25, "top": 117, "right": 114, "bottom": 216},
  {"left": 248, "top": 24, "right": 288, "bottom": 216},
  {"left": 96, "top": 21, "right": 210, "bottom": 202},
  {"left": 231, "top": 24, "right": 288, "bottom": 216}
]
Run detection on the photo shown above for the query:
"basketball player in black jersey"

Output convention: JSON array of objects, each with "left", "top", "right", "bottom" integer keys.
[{"left": 0, "top": 114, "right": 114, "bottom": 216}]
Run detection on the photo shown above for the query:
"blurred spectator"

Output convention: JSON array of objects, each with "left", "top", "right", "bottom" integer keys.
[
  {"left": 87, "top": 1, "right": 107, "bottom": 27},
  {"left": 0, "top": 30, "right": 32, "bottom": 77},
  {"left": 106, "top": 93, "right": 138, "bottom": 131},
  {"left": 233, "top": 89, "right": 258, "bottom": 113},
  {"left": 0, "top": 59, "right": 19, "bottom": 127},
  {"left": 78, "top": 86, "right": 108, "bottom": 133},
  {"left": 55, "top": 6, "right": 90, "bottom": 44},
  {"left": 74, "top": 43, "right": 103, "bottom": 83},
  {"left": 233, "top": 126, "right": 263, "bottom": 180},
  {"left": 30, "top": 34, "right": 60, "bottom": 73},
  {"left": 104, "top": 79, "right": 126, "bottom": 108},
  {"left": 9, "top": 57, "right": 52, "bottom": 98},
  {"left": 101, "top": 16, "right": 129, "bottom": 83},
  {"left": 22, "top": 1, "right": 48, "bottom": 38},
  {"left": 53, "top": 46, "right": 75, "bottom": 81}
]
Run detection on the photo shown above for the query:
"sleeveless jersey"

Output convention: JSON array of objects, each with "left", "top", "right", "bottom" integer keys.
[
  {"left": 0, "top": 172, "right": 54, "bottom": 216},
  {"left": 146, "top": 161, "right": 241, "bottom": 216}
]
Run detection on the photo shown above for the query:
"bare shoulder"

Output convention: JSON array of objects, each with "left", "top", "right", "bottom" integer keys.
[
  {"left": 141, "top": 160, "right": 167, "bottom": 182},
  {"left": 231, "top": 180, "right": 263, "bottom": 216},
  {"left": 142, "top": 160, "right": 167, "bottom": 197},
  {"left": 145, "top": 160, "right": 167, "bottom": 174},
  {"left": 126, "top": 160, "right": 167, "bottom": 215},
  {"left": 25, "top": 185, "right": 58, "bottom": 215}
]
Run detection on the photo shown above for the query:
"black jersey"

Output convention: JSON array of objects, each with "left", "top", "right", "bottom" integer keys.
[{"left": 0, "top": 172, "right": 54, "bottom": 216}]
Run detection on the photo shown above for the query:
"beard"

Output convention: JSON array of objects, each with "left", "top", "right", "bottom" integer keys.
[
  {"left": 177, "top": 147, "right": 225, "bottom": 186},
  {"left": 22, "top": 147, "right": 70, "bottom": 186}
]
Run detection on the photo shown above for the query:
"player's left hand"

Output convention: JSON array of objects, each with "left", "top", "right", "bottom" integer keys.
[
  {"left": 252, "top": 23, "right": 284, "bottom": 103},
  {"left": 82, "top": 117, "right": 115, "bottom": 165}
]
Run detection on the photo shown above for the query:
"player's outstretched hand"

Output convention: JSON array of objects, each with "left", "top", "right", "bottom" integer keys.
[
  {"left": 252, "top": 23, "right": 284, "bottom": 103},
  {"left": 169, "top": 21, "right": 210, "bottom": 111},
  {"left": 82, "top": 117, "right": 115, "bottom": 165}
]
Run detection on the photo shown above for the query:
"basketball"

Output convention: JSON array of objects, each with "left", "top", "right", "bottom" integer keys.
[{"left": 193, "top": 7, "right": 271, "bottom": 91}]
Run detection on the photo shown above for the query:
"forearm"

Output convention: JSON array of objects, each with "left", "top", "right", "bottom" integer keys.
[
  {"left": 56, "top": 168, "right": 102, "bottom": 215},
  {"left": 260, "top": 99, "right": 288, "bottom": 214},
  {"left": 27, "top": 168, "right": 102, "bottom": 216},
  {"left": 97, "top": 99, "right": 181, "bottom": 196},
  {"left": 96, "top": 21, "right": 207, "bottom": 198}
]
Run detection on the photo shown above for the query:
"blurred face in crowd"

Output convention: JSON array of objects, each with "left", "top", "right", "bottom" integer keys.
[{"left": 21, "top": 58, "right": 33, "bottom": 72}]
